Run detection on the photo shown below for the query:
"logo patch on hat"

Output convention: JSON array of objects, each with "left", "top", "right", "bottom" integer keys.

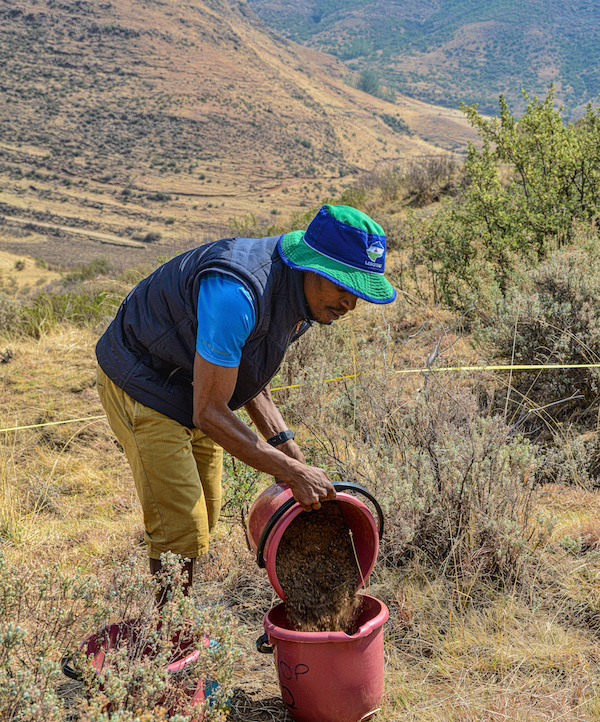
[{"left": 366, "top": 242, "right": 385, "bottom": 263}]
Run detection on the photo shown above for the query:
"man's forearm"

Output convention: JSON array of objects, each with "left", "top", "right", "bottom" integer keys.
[
  {"left": 244, "top": 386, "right": 288, "bottom": 440},
  {"left": 193, "top": 404, "right": 334, "bottom": 510},
  {"left": 192, "top": 352, "right": 333, "bottom": 510},
  {"left": 193, "top": 403, "right": 301, "bottom": 481},
  {"left": 244, "top": 386, "right": 305, "bottom": 462}
]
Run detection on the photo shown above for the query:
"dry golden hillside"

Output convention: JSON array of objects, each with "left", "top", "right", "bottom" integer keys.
[{"left": 0, "top": 0, "right": 477, "bottom": 268}]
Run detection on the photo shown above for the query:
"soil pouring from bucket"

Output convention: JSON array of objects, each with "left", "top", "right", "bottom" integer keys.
[
  {"left": 252, "top": 485, "right": 388, "bottom": 722},
  {"left": 275, "top": 501, "right": 362, "bottom": 633}
]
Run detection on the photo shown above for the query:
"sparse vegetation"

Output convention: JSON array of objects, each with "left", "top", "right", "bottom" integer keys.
[
  {"left": 485, "top": 231, "right": 600, "bottom": 429},
  {"left": 63, "top": 258, "right": 111, "bottom": 285},
  {"left": 2, "top": 6, "right": 600, "bottom": 717},
  {"left": 357, "top": 69, "right": 380, "bottom": 97},
  {"left": 1, "top": 0, "right": 442, "bottom": 267},
  {"left": 0, "top": 552, "right": 237, "bottom": 721},
  {"left": 379, "top": 113, "right": 412, "bottom": 136},
  {"left": 0, "top": 286, "right": 119, "bottom": 339}
]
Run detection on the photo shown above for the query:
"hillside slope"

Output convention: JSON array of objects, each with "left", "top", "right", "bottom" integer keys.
[
  {"left": 0, "top": 0, "right": 476, "bottom": 268},
  {"left": 247, "top": 0, "right": 600, "bottom": 120}
]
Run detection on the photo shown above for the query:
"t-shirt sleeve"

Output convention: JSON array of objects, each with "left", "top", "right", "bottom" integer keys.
[{"left": 196, "top": 272, "right": 256, "bottom": 367}]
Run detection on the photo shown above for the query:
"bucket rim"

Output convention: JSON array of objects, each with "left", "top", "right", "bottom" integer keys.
[
  {"left": 63, "top": 617, "right": 208, "bottom": 680},
  {"left": 255, "top": 483, "right": 384, "bottom": 565},
  {"left": 263, "top": 595, "right": 389, "bottom": 643}
]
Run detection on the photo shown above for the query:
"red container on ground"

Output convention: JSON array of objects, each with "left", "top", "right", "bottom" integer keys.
[{"left": 63, "top": 618, "right": 210, "bottom": 721}]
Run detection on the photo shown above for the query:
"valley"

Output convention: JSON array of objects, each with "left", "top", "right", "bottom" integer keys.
[{"left": 0, "top": 0, "right": 477, "bottom": 269}]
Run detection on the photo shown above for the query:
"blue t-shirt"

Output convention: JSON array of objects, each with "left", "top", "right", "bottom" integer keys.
[{"left": 196, "top": 272, "right": 256, "bottom": 367}]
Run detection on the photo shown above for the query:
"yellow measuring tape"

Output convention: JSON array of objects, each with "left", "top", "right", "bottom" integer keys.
[
  {"left": 1, "top": 362, "right": 599, "bottom": 434},
  {"left": 0, "top": 414, "right": 108, "bottom": 434},
  {"left": 270, "top": 362, "right": 600, "bottom": 391}
]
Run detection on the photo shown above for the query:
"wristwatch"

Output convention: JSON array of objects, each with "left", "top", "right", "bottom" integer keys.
[{"left": 266, "top": 429, "right": 295, "bottom": 446}]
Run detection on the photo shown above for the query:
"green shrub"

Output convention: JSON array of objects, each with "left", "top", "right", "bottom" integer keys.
[
  {"left": 425, "top": 87, "right": 600, "bottom": 311},
  {"left": 74, "top": 554, "right": 236, "bottom": 722},
  {"left": 220, "top": 453, "right": 263, "bottom": 520},
  {"left": 357, "top": 69, "right": 380, "bottom": 96},
  {"left": 279, "top": 333, "right": 537, "bottom": 587},
  {"left": 535, "top": 429, "right": 600, "bottom": 487},
  {"left": 366, "top": 385, "right": 537, "bottom": 585},
  {"left": 18, "top": 289, "right": 119, "bottom": 337},
  {"left": 227, "top": 213, "right": 278, "bottom": 239},
  {"left": 0, "top": 552, "right": 103, "bottom": 722},
  {"left": 379, "top": 113, "right": 412, "bottom": 136},
  {"left": 63, "top": 257, "right": 111, "bottom": 285},
  {"left": 484, "top": 230, "right": 600, "bottom": 429},
  {"left": 338, "top": 185, "right": 367, "bottom": 209},
  {"left": 0, "top": 293, "right": 21, "bottom": 334}
]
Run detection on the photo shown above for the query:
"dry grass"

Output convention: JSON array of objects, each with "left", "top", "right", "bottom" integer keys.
[
  {"left": 0, "top": 326, "right": 141, "bottom": 567},
  {"left": 1, "top": 277, "right": 600, "bottom": 720},
  {"left": 1, "top": 4, "right": 597, "bottom": 715},
  {"left": 373, "top": 555, "right": 600, "bottom": 720}
]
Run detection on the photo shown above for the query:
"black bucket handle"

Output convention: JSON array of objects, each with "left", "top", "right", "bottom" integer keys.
[
  {"left": 256, "top": 482, "right": 384, "bottom": 568},
  {"left": 256, "top": 632, "right": 273, "bottom": 654},
  {"left": 61, "top": 654, "right": 82, "bottom": 681}
]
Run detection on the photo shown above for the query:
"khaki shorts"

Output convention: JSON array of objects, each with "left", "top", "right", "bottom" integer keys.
[{"left": 96, "top": 365, "right": 223, "bottom": 559}]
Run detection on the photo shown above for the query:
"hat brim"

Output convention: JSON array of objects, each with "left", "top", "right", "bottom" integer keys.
[{"left": 278, "top": 231, "right": 397, "bottom": 304}]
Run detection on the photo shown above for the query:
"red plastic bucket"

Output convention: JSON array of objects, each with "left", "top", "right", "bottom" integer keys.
[
  {"left": 261, "top": 594, "right": 389, "bottom": 722},
  {"left": 246, "top": 482, "right": 384, "bottom": 600},
  {"left": 61, "top": 618, "right": 211, "bottom": 721}
]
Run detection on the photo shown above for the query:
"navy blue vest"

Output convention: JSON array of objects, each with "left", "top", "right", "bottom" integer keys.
[{"left": 95, "top": 236, "right": 312, "bottom": 427}]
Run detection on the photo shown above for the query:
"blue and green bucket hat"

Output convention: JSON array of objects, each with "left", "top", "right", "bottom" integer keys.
[{"left": 278, "top": 204, "right": 397, "bottom": 304}]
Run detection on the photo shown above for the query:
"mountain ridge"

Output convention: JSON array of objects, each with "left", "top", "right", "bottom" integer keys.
[{"left": 247, "top": 0, "right": 600, "bottom": 120}]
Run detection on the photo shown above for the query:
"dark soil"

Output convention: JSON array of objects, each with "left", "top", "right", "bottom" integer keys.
[{"left": 275, "top": 501, "right": 362, "bottom": 633}]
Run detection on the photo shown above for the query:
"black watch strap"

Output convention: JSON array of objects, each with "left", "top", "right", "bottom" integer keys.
[{"left": 266, "top": 429, "right": 294, "bottom": 446}]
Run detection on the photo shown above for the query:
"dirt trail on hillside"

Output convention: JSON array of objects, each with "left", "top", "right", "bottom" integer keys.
[{"left": 2, "top": 216, "right": 146, "bottom": 248}]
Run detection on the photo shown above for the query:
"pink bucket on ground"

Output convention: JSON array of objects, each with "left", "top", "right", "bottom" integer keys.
[
  {"left": 61, "top": 618, "right": 211, "bottom": 721},
  {"left": 263, "top": 595, "right": 389, "bottom": 722},
  {"left": 246, "top": 482, "right": 383, "bottom": 600}
]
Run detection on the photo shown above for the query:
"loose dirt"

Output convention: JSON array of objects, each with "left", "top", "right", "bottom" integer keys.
[{"left": 275, "top": 502, "right": 362, "bottom": 633}]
